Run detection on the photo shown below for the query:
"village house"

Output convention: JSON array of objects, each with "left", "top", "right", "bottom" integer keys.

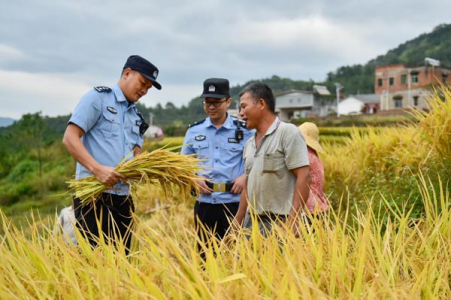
[
  {"left": 275, "top": 85, "right": 334, "bottom": 121},
  {"left": 338, "top": 94, "right": 380, "bottom": 115},
  {"left": 376, "top": 59, "right": 451, "bottom": 110}
]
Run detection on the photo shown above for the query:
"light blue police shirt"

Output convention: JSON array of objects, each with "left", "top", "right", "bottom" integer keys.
[
  {"left": 68, "top": 84, "right": 144, "bottom": 195},
  {"left": 181, "top": 114, "right": 254, "bottom": 204}
]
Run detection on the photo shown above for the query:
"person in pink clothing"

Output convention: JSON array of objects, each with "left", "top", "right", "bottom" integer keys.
[{"left": 298, "top": 122, "right": 329, "bottom": 218}]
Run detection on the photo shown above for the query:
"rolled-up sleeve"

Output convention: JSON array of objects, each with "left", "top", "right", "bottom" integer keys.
[
  {"left": 68, "top": 92, "right": 102, "bottom": 133},
  {"left": 181, "top": 130, "right": 194, "bottom": 155}
]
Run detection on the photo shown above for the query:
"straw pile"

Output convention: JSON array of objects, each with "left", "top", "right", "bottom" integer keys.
[{"left": 67, "top": 148, "right": 204, "bottom": 205}]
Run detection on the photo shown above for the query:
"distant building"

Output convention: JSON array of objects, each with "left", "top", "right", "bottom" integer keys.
[
  {"left": 338, "top": 94, "right": 380, "bottom": 115},
  {"left": 275, "top": 85, "right": 334, "bottom": 121},
  {"left": 144, "top": 125, "right": 164, "bottom": 139},
  {"left": 375, "top": 61, "right": 451, "bottom": 110}
]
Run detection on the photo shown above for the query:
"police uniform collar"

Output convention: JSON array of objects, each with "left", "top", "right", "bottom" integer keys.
[
  {"left": 113, "top": 84, "right": 128, "bottom": 103},
  {"left": 205, "top": 113, "right": 235, "bottom": 129},
  {"left": 204, "top": 117, "right": 214, "bottom": 128},
  {"left": 265, "top": 117, "right": 281, "bottom": 136},
  {"left": 223, "top": 114, "right": 238, "bottom": 129}
]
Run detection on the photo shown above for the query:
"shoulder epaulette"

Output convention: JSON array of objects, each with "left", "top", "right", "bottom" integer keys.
[
  {"left": 188, "top": 119, "right": 206, "bottom": 129},
  {"left": 94, "top": 86, "right": 112, "bottom": 93},
  {"left": 232, "top": 118, "right": 247, "bottom": 129}
]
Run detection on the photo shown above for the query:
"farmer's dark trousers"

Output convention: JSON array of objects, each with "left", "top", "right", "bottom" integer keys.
[
  {"left": 74, "top": 193, "right": 135, "bottom": 254},
  {"left": 194, "top": 201, "right": 238, "bottom": 256}
]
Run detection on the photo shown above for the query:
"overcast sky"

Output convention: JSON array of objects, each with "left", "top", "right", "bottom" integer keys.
[{"left": 1, "top": 0, "right": 449, "bottom": 119}]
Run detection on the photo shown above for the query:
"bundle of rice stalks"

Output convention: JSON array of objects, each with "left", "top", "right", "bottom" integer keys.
[{"left": 67, "top": 147, "right": 205, "bottom": 205}]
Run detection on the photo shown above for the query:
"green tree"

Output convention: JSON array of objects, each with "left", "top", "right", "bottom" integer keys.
[{"left": 16, "top": 112, "right": 48, "bottom": 189}]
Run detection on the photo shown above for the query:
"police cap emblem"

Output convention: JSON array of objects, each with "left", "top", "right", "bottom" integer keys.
[
  {"left": 123, "top": 55, "right": 162, "bottom": 90},
  {"left": 200, "top": 78, "right": 230, "bottom": 99}
]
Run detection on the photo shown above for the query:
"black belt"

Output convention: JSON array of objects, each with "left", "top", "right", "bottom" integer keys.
[
  {"left": 258, "top": 212, "right": 287, "bottom": 221},
  {"left": 206, "top": 181, "right": 233, "bottom": 192}
]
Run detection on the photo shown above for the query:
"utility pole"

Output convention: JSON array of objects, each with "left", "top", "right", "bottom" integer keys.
[
  {"left": 335, "top": 83, "right": 344, "bottom": 118},
  {"left": 149, "top": 112, "right": 154, "bottom": 127}
]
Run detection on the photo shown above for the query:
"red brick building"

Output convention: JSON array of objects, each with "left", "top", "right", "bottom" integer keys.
[{"left": 375, "top": 63, "right": 451, "bottom": 110}]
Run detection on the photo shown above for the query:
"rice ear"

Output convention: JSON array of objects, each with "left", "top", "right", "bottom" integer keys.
[{"left": 67, "top": 148, "right": 205, "bottom": 205}]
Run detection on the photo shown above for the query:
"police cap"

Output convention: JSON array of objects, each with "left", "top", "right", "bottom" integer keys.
[
  {"left": 123, "top": 55, "right": 162, "bottom": 90},
  {"left": 200, "top": 78, "right": 230, "bottom": 99}
]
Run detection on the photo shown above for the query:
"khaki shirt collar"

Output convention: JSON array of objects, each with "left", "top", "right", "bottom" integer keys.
[{"left": 264, "top": 117, "right": 281, "bottom": 136}]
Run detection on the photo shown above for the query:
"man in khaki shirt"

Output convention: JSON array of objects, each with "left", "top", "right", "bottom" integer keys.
[{"left": 234, "top": 83, "right": 310, "bottom": 236}]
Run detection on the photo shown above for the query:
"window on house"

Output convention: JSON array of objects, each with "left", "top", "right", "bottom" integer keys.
[
  {"left": 413, "top": 96, "right": 419, "bottom": 106},
  {"left": 389, "top": 77, "right": 395, "bottom": 85},
  {"left": 394, "top": 97, "right": 403, "bottom": 108},
  {"left": 401, "top": 75, "right": 407, "bottom": 84},
  {"left": 289, "top": 98, "right": 293, "bottom": 103},
  {"left": 411, "top": 73, "right": 419, "bottom": 84},
  {"left": 442, "top": 74, "right": 448, "bottom": 84},
  {"left": 377, "top": 78, "right": 383, "bottom": 87}
]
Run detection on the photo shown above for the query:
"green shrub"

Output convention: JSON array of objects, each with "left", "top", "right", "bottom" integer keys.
[
  {"left": 6, "top": 159, "right": 39, "bottom": 183},
  {"left": 0, "top": 182, "right": 38, "bottom": 206}
]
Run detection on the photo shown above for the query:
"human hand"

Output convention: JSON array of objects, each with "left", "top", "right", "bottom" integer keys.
[
  {"left": 92, "top": 165, "right": 126, "bottom": 187},
  {"left": 196, "top": 179, "right": 213, "bottom": 194},
  {"left": 230, "top": 218, "right": 242, "bottom": 234},
  {"left": 230, "top": 174, "right": 246, "bottom": 194},
  {"left": 286, "top": 218, "right": 300, "bottom": 238}
]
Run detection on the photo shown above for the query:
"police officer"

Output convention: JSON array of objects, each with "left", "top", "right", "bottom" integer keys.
[
  {"left": 63, "top": 55, "right": 161, "bottom": 253},
  {"left": 181, "top": 78, "right": 254, "bottom": 254}
]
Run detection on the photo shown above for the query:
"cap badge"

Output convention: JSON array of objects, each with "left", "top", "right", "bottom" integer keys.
[
  {"left": 209, "top": 85, "right": 216, "bottom": 92},
  {"left": 153, "top": 71, "right": 158, "bottom": 78}
]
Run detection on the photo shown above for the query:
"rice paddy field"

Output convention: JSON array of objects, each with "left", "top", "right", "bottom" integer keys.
[{"left": 1, "top": 89, "right": 451, "bottom": 299}]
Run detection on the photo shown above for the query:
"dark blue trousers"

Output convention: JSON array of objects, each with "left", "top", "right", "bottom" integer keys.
[
  {"left": 74, "top": 193, "right": 135, "bottom": 254},
  {"left": 194, "top": 201, "right": 238, "bottom": 258}
]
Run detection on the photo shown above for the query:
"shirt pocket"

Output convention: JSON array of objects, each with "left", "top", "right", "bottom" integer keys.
[
  {"left": 262, "top": 151, "right": 285, "bottom": 173},
  {"left": 131, "top": 125, "right": 141, "bottom": 144},
  {"left": 100, "top": 111, "right": 120, "bottom": 140},
  {"left": 193, "top": 141, "right": 210, "bottom": 159},
  {"left": 222, "top": 143, "right": 244, "bottom": 161}
]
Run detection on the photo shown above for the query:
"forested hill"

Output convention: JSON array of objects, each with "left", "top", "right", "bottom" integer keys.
[
  {"left": 139, "top": 75, "right": 320, "bottom": 127},
  {"left": 143, "top": 23, "right": 451, "bottom": 126},
  {"left": 324, "top": 23, "right": 451, "bottom": 95},
  {"left": 0, "top": 117, "right": 15, "bottom": 127},
  {"left": 4, "top": 24, "right": 451, "bottom": 130}
]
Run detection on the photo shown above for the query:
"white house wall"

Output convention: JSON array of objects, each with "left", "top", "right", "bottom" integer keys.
[
  {"left": 338, "top": 97, "right": 364, "bottom": 115},
  {"left": 276, "top": 92, "right": 314, "bottom": 108}
]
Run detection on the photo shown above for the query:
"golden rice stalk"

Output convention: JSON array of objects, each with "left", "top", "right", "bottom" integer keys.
[
  {"left": 410, "top": 85, "right": 451, "bottom": 160},
  {"left": 67, "top": 147, "right": 205, "bottom": 205}
]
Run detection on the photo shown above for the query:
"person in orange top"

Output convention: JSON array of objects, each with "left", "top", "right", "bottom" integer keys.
[{"left": 298, "top": 122, "right": 329, "bottom": 218}]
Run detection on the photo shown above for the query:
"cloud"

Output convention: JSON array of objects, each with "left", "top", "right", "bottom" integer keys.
[
  {"left": 0, "top": 44, "right": 28, "bottom": 61},
  {"left": 140, "top": 83, "right": 201, "bottom": 108},
  {"left": 0, "top": 70, "right": 91, "bottom": 118},
  {"left": 1, "top": 0, "right": 451, "bottom": 118}
]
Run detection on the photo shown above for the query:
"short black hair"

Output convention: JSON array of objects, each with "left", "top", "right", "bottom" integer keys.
[{"left": 239, "top": 82, "right": 275, "bottom": 113}]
